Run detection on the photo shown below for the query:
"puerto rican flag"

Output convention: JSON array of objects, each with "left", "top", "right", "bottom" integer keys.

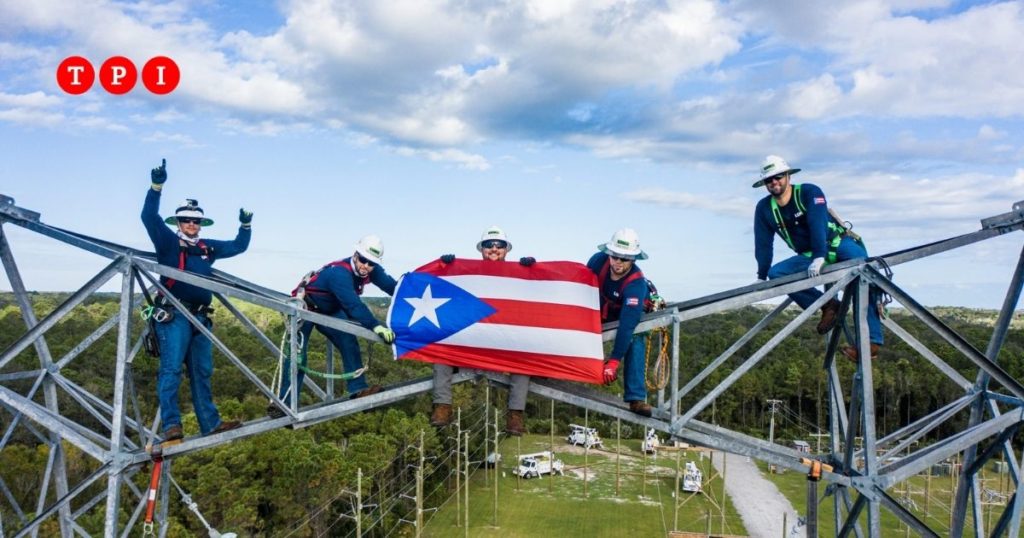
[{"left": 387, "top": 259, "right": 604, "bottom": 384}]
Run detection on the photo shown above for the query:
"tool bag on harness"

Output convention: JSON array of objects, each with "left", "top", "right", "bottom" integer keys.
[
  {"left": 770, "top": 183, "right": 863, "bottom": 265},
  {"left": 290, "top": 259, "right": 369, "bottom": 311},
  {"left": 597, "top": 259, "right": 666, "bottom": 321}
]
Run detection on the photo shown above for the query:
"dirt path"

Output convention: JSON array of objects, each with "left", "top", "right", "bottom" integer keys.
[{"left": 710, "top": 451, "right": 803, "bottom": 538}]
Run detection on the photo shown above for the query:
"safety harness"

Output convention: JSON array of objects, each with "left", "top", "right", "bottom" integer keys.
[
  {"left": 597, "top": 260, "right": 646, "bottom": 322},
  {"left": 273, "top": 259, "right": 372, "bottom": 396},
  {"left": 597, "top": 259, "right": 665, "bottom": 321},
  {"left": 770, "top": 183, "right": 850, "bottom": 264},
  {"left": 291, "top": 259, "right": 369, "bottom": 311},
  {"left": 165, "top": 239, "right": 214, "bottom": 288}
]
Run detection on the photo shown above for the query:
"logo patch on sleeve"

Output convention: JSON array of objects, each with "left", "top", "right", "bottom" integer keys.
[
  {"left": 626, "top": 297, "right": 640, "bottom": 306},
  {"left": 814, "top": 196, "right": 826, "bottom": 205}
]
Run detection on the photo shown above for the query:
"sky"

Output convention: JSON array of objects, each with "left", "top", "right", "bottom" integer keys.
[{"left": 1, "top": 0, "right": 1023, "bottom": 309}]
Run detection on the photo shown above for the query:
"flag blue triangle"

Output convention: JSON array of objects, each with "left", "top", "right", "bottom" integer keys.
[{"left": 390, "top": 272, "right": 496, "bottom": 356}]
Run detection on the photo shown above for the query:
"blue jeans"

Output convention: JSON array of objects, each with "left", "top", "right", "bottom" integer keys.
[
  {"left": 156, "top": 313, "right": 223, "bottom": 435},
  {"left": 767, "top": 236, "right": 884, "bottom": 345},
  {"left": 278, "top": 310, "right": 370, "bottom": 405},
  {"left": 623, "top": 335, "right": 648, "bottom": 402}
]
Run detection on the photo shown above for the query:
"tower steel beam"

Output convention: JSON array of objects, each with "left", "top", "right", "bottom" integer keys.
[{"left": 951, "top": 241, "right": 1024, "bottom": 538}]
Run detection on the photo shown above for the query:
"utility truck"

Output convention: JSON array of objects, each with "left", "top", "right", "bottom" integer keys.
[
  {"left": 513, "top": 451, "right": 565, "bottom": 479},
  {"left": 681, "top": 461, "right": 703, "bottom": 493},
  {"left": 567, "top": 424, "right": 603, "bottom": 449},
  {"left": 642, "top": 428, "right": 661, "bottom": 455}
]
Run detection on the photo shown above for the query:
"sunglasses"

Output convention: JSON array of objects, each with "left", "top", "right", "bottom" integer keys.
[
  {"left": 177, "top": 217, "right": 202, "bottom": 225},
  {"left": 480, "top": 240, "right": 508, "bottom": 250},
  {"left": 764, "top": 174, "right": 787, "bottom": 185},
  {"left": 610, "top": 255, "right": 634, "bottom": 262},
  {"left": 354, "top": 253, "right": 377, "bottom": 268}
]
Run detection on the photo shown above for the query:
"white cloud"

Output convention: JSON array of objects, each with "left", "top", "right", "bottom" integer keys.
[
  {"left": 394, "top": 145, "right": 490, "bottom": 171},
  {"left": 624, "top": 188, "right": 750, "bottom": 218},
  {"left": 784, "top": 74, "right": 841, "bottom": 119},
  {"left": 142, "top": 131, "right": 201, "bottom": 148},
  {"left": 0, "top": 91, "right": 60, "bottom": 108},
  {"left": 0, "top": 107, "right": 64, "bottom": 126},
  {"left": 978, "top": 125, "right": 1006, "bottom": 141},
  {"left": 1, "top": 0, "right": 1023, "bottom": 180}
]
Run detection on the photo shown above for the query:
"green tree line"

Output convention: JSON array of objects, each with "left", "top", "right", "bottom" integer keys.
[{"left": 0, "top": 292, "right": 1021, "bottom": 535}]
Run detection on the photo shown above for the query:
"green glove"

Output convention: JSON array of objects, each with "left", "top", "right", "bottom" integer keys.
[
  {"left": 150, "top": 158, "right": 167, "bottom": 190},
  {"left": 239, "top": 208, "right": 253, "bottom": 228},
  {"left": 373, "top": 325, "right": 395, "bottom": 344}
]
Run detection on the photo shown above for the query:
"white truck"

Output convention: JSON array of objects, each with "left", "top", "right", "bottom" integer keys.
[
  {"left": 513, "top": 451, "right": 565, "bottom": 479},
  {"left": 642, "top": 428, "right": 661, "bottom": 455},
  {"left": 567, "top": 424, "right": 603, "bottom": 449},
  {"left": 682, "top": 461, "right": 703, "bottom": 493}
]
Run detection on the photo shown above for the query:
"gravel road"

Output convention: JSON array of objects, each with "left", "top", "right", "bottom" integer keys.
[{"left": 711, "top": 450, "right": 803, "bottom": 538}]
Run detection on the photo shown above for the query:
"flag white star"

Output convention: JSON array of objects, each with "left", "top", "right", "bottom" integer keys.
[{"left": 405, "top": 284, "right": 451, "bottom": 328}]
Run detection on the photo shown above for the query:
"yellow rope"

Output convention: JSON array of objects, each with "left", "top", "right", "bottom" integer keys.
[{"left": 645, "top": 327, "right": 670, "bottom": 391}]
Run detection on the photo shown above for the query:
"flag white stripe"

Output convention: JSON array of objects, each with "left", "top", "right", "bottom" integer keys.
[
  {"left": 437, "top": 323, "right": 604, "bottom": 359},
  {"left": 443, "top": 275, "right": 598, "bottom": 309}
]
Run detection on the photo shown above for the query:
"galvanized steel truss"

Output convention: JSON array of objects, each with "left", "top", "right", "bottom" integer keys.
[{"left": 1, "top": 193, "right": 1023, "bottom": 537}]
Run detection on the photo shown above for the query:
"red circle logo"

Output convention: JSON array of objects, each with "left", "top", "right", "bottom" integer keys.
[
  {"left": 56, "top": 56, "right": 95, "bottom": 95},
  {"left": 142, "top": 56, "right": 181, "bottom": 95},
  {"left": 99, "top": 56, "right": 138, "bottom": 95}
]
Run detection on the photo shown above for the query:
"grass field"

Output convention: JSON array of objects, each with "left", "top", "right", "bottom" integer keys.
[
  {"left": 423, "top": 434, "right": 749, "bottom": 537},
  {"left": 758, "top": 459, "right": 1016, "bottom": 536}
]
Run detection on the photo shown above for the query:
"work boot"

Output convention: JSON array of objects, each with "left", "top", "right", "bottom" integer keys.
[
  {"left": 817, "top": 299, "right": 842, "bottom": 335},
  {"left": 628, "top": 401, "right": 653, "bottom": 417},
  {"left": 266, "top": 404, "right": 286, "bottom": 419},
  {"left": 210, "top": 420, "right": 241, "bottom": 435},
  {"left": 430, "top": 403, "right": 453, "bottom": 427},
  {"left": 505, "top": 410, "right": 525, "bottom": 436},
  {"left": 163, "top": 425, "right": 183, "bottom": 441},
  {"left": 350, "top": 385, "right": 383, "bottom": 399},
  {"left": 840, "top": 343, "right": 881, "bottom": 364}
]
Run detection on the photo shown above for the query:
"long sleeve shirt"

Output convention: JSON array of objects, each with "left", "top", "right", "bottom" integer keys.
[
  {"left": 305, "top": 259, "right": 397, "bottom": 330},
  {"left": 141, "top": 188, "right": 250, "bottom": 306},
  {"left": 587, "top": 252, "right": 647, "bottom": 360},
  {"left": 753, "top": 182, "right": 830, "bottom": 280}
]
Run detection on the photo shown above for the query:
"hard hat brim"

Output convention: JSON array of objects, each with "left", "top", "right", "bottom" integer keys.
[
  {"left": 598, "top": 243, "right": 648, "bottom": 261},
  {"left": 752, "top": 167, "right": 800, "bottom": 188},
  {"left": 476, "top": 240, "right": 512, "bottom": 252},
  {"left": 355, "top": 248, "right": 384, "bottom": 265},
  {"left": 165, "top": 216, "right": 214, "bottom": 226}
]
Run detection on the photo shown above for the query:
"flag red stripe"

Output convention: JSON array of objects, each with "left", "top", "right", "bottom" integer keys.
[
  {"left": 415, "top": 258, "right": 598, "bottom": 285},
  {"left": 401, "top": 342, "right": 603, "bottom": 384},
  {"left": 478, "top": 298, "right": 601, "bottom": 333}
]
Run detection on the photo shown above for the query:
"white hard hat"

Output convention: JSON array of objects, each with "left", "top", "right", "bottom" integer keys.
[
  {"left": 752, "top": 155, "right": 801, "bottom": 188},
  {"left": 164, "top": 199, "right": 214, "bottom": 226},
  {"left": 476, "top": 225, "right": 513, "bottom": 252},
  {"left": 354, "top": 234, "right": 384, "bottom": 265},
  {"left": 598, "top": 228, "right": 648, "bottom": 260}
]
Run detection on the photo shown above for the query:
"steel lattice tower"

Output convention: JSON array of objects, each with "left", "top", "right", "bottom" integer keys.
[{"left": 1, "top": 193, "right": 1023, "bottom": 537}]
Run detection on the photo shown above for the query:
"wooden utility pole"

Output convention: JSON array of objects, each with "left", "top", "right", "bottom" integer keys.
[
  {"left": 484, "top": 385, "right": 489, "bottom": 487},
  {"left": 456, "top": 407, "right": 464, "bottom": 524},
  {"left": 615, "top": 418, "right": 621, "bottom": 497},
  {"left": 464, "top": 430, "right": 469, "bottom": 538},
  {"left": 415, "top": 430, "right": 424, "bottom": 538},
  {"left": 455, "top": 407, "right": 461, "bottom": 527},
  {"left": 353, "top": 468, "right": 362, "bottom": 538},
  {"left": 492, "top": 407, "right": 499, "bottom": 528},
  {"left": 673, "top": 448, "right": 681, "bottom": 531},
  {"left": 642, "top": 437, "right": 648, "bottom": 498},
  {"left": 583, "top": 409, "right": 590, "bottom": 498},
  {"left": 549, "top": 400, "right": 555, "bottom": 493},
  {"left": 767, "top": 399, "right": 782, "bottom": 473}
]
